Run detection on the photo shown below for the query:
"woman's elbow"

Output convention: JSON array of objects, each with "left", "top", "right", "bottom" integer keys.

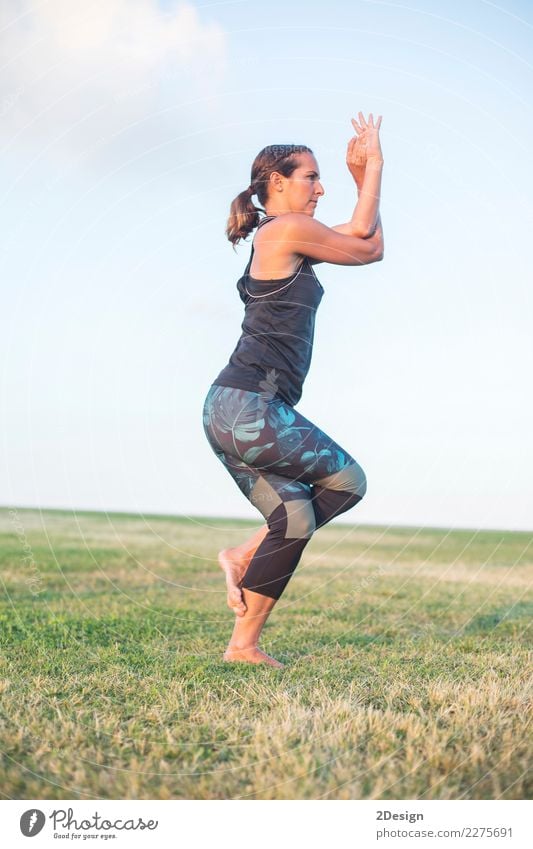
[
  {"left": 373, "top": 238, "right": 384, "bottom": 262},
  {"left": 349, "top": 243, "right": 384, "bottom": 265},
  {"left": 365, "top": 246, "right": 384, "bottom": 264},
  {"left": 352, "top": 225, "right": 372, "bottom": 239}
]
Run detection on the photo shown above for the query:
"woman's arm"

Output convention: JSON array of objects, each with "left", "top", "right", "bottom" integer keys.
[
  {"left": 278, "top": 212, "right": 384, "bottom": 266},
  {"left": 331, "top": 159, "right": 383, "bottom": 237},
  {"left": 331, "top": 113, "right": 384, "bottom": 238},
  {"left": 269, "top": 112, "right": 385, "bottom": 267},
  {"left": 307, "top": 211, "right": 382, "bottom": 264}
]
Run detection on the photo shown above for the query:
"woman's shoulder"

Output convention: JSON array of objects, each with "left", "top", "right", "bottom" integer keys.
[
  {"left": 259, "top": 212, "right": 308, "bottom": 228},
  {"left": 254, "top": 212, "right": 313, "bottom": 245}
]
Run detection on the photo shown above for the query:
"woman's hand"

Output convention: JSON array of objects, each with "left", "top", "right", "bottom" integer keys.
[{"left": 346, "top": 112, "right": 383, "bottom": 186}]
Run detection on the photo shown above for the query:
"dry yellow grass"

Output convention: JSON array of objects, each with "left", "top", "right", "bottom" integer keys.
[{"left": 0, "top": 507, "right": 531, "bottom": 799}]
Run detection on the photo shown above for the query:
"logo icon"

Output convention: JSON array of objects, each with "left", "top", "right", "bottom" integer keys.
[
  {"left": 259, "top": 368, "right": 280, "bottom": 401},
  {"left": 20, "top": 809, "right": 45, "bottom": 837}
]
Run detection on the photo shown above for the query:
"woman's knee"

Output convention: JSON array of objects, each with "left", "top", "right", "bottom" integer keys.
[
  {"left": 314, "top": 459, "right": 367, "bottom": 500},
  {"left": 288, "top": 499, "right": 317, "bottom": 539},
  {"left": 267, "top": 499, "right": 316, "bottom": 540},
  {"left": 339, "top": 458, "right": 367, "bottom": 500},
  {"left": 352, "top": 462, "right": 367, "bottom": 500}
]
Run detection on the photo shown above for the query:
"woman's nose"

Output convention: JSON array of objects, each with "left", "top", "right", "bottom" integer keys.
[{"left": 316, "top": 181, "right": 325, "bottom": 196}]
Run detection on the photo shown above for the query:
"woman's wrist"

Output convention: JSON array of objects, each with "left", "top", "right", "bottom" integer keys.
[
  {"left": 350, "top": 169, "right": 365, "bottom": 189},
  {"left": 354, "top": 160, "right": 383, "bottom": 191}
]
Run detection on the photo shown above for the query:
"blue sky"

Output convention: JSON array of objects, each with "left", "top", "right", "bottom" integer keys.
[{"left": 1, "top": 0, "right": 532, "bottom": 531}]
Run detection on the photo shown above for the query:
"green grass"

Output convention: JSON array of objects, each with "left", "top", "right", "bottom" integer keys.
[{"left": 0, "top": 507, "right": 531, "bottom": 800}]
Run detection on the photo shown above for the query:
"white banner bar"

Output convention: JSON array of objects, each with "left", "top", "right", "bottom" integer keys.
[{"left": 2, "top": 799, "right": 531, "bottom": 848}]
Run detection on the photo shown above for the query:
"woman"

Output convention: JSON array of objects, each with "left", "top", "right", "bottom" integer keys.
[{"left": 202, "top": 112, "right": 384, "bottom": 667}]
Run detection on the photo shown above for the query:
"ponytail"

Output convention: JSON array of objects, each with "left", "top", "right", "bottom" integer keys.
[
  {"left": 226, "top": 144, "right": 313, "bottom": 249},
  {"left": 226, "top": 185, "right": 263, "bottom": 249}
]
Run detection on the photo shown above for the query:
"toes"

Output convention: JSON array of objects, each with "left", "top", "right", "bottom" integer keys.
[
  {"left": 220, "top": 555, "right": 248, "bottom": 615},
  {"left": 227, "top": 589, "right": 247, "bottom": 616},
  {"left": 230, "top": 600, "right": 247, "bottom": 616}
]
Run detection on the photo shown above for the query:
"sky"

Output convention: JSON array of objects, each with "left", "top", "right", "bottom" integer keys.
[{"left": 1, "top": 0, "right": 532, "bottom": 532}]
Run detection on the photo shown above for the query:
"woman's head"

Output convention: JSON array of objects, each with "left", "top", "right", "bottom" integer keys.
[{"left": 226, "top": 144, "right": 324, "bottom": 247}]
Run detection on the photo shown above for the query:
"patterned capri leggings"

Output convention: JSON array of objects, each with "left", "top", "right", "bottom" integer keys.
[{"left": 202, "top": 384, "right": 367, "bottom": 600}]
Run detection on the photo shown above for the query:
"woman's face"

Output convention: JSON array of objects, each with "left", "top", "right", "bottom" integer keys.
[{"left": 273, "top": 152, "right": 325, "bottom": 215}]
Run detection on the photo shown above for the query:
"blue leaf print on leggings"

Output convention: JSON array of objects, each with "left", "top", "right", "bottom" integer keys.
[
  {"left": 242, "top": 443, "right": 275, "bottom": 464},
  {"left": 212, "top": 386, "right": 267, "bottom": 442},
  {"left": 267, "top": 403, "right": 295, "bottom": 430}
]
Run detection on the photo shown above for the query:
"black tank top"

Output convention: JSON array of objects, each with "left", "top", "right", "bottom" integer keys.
[{"left": 213, "top": 215, "right": 325, "bottom": 407}]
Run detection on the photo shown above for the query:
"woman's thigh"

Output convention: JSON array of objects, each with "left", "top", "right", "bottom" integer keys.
[{"left": 202, "top": 384, "right": 363, "bottom": 489}]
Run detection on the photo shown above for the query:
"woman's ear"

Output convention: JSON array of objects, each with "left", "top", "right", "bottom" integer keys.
[{"left": 269, "top": 170, "right": 283, "bottom": 193}]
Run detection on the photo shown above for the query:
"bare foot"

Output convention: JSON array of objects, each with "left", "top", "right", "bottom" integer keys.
[
  {"left": 218, "top": 548, "right": 248, "bottom": 616},
  {"left": 223, "top": 645, "right": 284, "bottom": 668}
]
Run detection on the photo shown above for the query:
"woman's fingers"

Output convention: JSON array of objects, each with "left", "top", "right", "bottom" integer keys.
[
  {"left": 351, "top": 112, "right": 382, "bottom": 156},
  {"left": 353, "top": 112, "right": 383, "bottom": 132}
]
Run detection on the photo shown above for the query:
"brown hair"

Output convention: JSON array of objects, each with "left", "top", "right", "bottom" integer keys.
[{"left": 226, "top": 144, "right": 313, "bottom": 248}]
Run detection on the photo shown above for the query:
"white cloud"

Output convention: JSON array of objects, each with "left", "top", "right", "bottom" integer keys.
[{"left": 0, "top": 0, "right": 228, "bottom": 163}]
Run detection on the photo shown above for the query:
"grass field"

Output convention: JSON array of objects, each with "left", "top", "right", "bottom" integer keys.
[{"left": 0, "top": 506, "right": 531, "bottom": 800}]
